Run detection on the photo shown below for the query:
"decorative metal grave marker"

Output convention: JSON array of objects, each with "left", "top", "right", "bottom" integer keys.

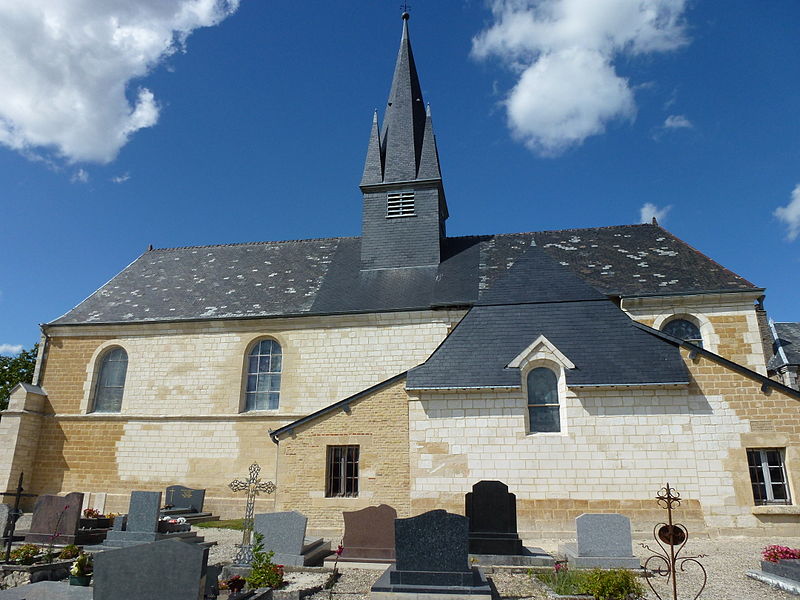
[
  {"left": 1, "top": 472, "right": 36, "bottom": 563},
  {"left": 229, "top": 463, "right": 276, "bottom": 566},
  {"left": 642, "top": 483, "right": 707, "bottom": 600}
]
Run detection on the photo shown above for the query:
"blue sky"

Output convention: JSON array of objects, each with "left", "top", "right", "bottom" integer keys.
[{"left": 1, "top": 1, "right": 799, "bottom": 353}]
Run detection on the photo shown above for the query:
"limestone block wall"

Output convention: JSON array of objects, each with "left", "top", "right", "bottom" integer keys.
[
  {"left": 42, "top": 310, "right": 462, "bottom": 417},
  {"left": 20, "top": 310, "right": 461, "bottom": 513},
  {"left": 275, "top": 380, "right": 410, "bottom": 538},
  {"left": 27, "top": 415, "right": 280, "bottom": 517},
  {"left": 621, "top": 293, "right": 768, "bottom": 374},
  {"left": 0, "top": 387, "right": 47, "bottom": 499},
  {"left": 409, "top": 351, "right": 800, "bottom": 536}
]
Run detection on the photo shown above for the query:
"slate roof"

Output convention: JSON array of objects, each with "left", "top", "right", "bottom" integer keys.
[
  {"left": 49, "top": 223, "right": 758, "bottom": 326},
  {"left": 408, "top": 246, "right": 689, "bottom": 389},
  {"left": 768, "top": 322, "right": 800, "bottom": 369}
]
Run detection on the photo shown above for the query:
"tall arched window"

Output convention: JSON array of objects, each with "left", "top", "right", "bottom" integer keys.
[
  {"left": 527, "top": 367, "right": 560, "bottom": 433},
  {"left": 662, "top": 318, "right": 703, "bottom": 348},
  {"left": 245, "top": 339, "right": 282, "bottom": 411},
  {"left": 92, "top": 347, "right": 128, "bottom": 413}
]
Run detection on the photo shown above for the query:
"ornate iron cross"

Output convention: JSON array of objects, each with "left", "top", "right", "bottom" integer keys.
[
  {"left": 229, "top": 463, "right": 276, "bottom": 566},
  {"left": 642, "top": 483, "right": 707, "bottom": 600}
]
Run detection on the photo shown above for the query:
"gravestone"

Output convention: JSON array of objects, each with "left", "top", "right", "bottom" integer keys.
[
  {"left": 371, "top": 510, "right": 491, "bottom": 599},
  {"left": 341, "top": 504, "right": 396, "bottom": 561},
  {"left": 94, "top": 538, "right": 209, "bottom": 600},
  {"left": 560, "top": 513, "right": 640, "bottom": 569},
  {"left": 24, "top": 492, "right": 84, "bottom": 544},
  {"left": 127, "top": 491, "right": 161, "bottom": 533},
  {"left": 254, "top": 511, "right": 330, "bottom": 566},
  {"left": 165, "top": 485, "right": 206, "bottom": 513},
  {"left": 465, "top": 480, "right": 524, "bottom": 555},
  {"left": 0, "top": 504, "right": 10, "bottom": 537}
]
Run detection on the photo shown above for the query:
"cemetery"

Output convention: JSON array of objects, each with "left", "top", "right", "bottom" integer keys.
[{"left": 1, "top": 476, "right": 799, "bottom": 599}]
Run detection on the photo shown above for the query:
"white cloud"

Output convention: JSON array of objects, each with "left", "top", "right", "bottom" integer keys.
[
  {"left": 111, "top": 172, "right": 131, "bottom": 184},
  {"left": 0, "top": 344, "right": 24, "bottom": 355},
  {"left": 640, "top": 202, "right": 671, "bottom": 224},
  {"left": 663, "top": 114, "right": 692, "bottom": 129},
  {"left": 71, "top": 168, "right": 90, "bottom": 184},
  {"left": 473, "top": 0, "right": 688, "bottom": 156},
  {"left": 0, "top": 1, "right": 240, "bottom": 165},
  {"left": 775, "top": 184, "right": 800, "bottom": 241}
]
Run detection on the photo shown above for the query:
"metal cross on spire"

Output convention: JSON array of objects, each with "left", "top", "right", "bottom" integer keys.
[
  {"left": 229, "top": 463, "right": 276, "bottom": 566},
  {"left": 401, "top": 2, "right": 411, "bottom": 16}
]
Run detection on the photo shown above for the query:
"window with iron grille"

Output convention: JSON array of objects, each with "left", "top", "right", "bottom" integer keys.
[
  {"left": 326, "top": 445, "right": 359, "bottom": 497},
  {"left": 747, "top": 448, "right": 791, "bottom": 505},
  {"left": 387, "top": 192, "right": 415, "bottom": 217}
]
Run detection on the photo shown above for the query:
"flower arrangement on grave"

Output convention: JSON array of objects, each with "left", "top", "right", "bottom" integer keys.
[
  {"left": 762, "top": 545, "right": 800, "bottom": 562},
  {"left": 69, "top": 552, "right": 93, "bottom": 586},
  {"left": 325, "top": 543, "right": 344, "bottom": 596},
  {"left": 10, "top": 544, "right": 40, "bottom": 565},
  {"left": 219, "top": 574, "right": 246, "bottom": 594},
  {"left": 83, "top": 508, "right": 102, "bottom": 519},
  {"left": 70, "top": 552, "right": 93, "bottom": 577},
  {"left": 158, "top": 515, "right": 190, "bottom": 533},
  {"left": 245, "top": 533, "right": 285, "bottom": 590}
]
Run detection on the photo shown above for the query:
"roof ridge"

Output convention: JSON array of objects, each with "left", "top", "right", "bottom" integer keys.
[
  {"left": 445, "top": 223, "right": 654, "bottom": 240},
  {"left": 153, "top": 235, "right": 359, "bottom": 252}
]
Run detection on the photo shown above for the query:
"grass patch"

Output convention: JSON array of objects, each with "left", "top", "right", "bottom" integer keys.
[
  {"left": 537, "top": 569, "right": 589, "bottom": 596},
  {"left": 194, "top": 519, "right": 244, "bottom": 530},
  {"left": 536, "top": 567, "right": 644, "bottom": 599}
]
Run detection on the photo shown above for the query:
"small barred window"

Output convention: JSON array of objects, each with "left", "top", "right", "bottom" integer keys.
[
  {"left": 326, "top": 445, "right": 359, "bottom": 497},
  {"left": 387, "top": 192, "right": 415, "bottom": 217}
]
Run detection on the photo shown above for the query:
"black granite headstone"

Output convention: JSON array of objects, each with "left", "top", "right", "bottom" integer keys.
[
  {"left": 390, "top": 510, "right": 477, "bottom": 587},
  {"left": 165, "top": 485, "right": 205, "bottom": 513},
  {"left": 465, "top": 480, "right": 524, "bottom": 555}
]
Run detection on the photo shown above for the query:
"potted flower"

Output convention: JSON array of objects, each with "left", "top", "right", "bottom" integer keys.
[
  {"left": 81, "top": 507, "right": 112, "bottom": 529},
  {"left": 69, "top": 552, "right": 93, "bottom": 586},
  {"left": 219, "top": 574, "right": 246, "bottom": 595}
]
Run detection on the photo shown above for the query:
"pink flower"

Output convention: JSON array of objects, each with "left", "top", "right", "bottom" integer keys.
[
  {"left": 336, "top": 545, "right": 344, "bottom": 556},
  {"left": 554, "top": 562, "right": 567, "bottom": 573}
]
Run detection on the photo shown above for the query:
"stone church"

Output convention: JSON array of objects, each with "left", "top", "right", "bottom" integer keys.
[{"left": 2, "top": 14, "right": 799, "bottom": 538}]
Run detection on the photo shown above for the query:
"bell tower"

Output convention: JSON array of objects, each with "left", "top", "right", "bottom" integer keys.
[{"left": 359, "top": 12, "right": 448, "bottom": 270}]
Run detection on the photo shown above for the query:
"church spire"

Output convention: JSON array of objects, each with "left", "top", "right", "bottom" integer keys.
[
  {"left": 361, "top": 12, "right": 442, "bottom": 185},
  {"left": 359, "top": 13, "right": 448, "bottom": 271}
]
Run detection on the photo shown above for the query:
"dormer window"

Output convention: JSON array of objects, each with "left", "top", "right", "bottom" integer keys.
[{"left": 387, "top": 192, "right": 415, "bottom": 217}]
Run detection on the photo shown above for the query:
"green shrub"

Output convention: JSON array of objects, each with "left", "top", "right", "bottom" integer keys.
[
  {"left": 579, "top": 568, "right": 644, "bottom": 600},
  {"left": 10, "top": 544, "right": 40, "bottom": 565},
  {"left": 246, "top": 533, "right": 285, "bottom": 590}
]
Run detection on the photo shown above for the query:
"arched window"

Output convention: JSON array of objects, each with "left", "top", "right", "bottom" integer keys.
[
  {"left": 92, "top": 347, "right": 128, "bottom": 413},
  {"left": 245, "top": 339, "right": 282, "bottom": 411},
  {"left": 527, "top": 367, "right": 560, "bottom": 433},
  {"left": 662, "top": 318, "right": 703, "bottom": 348}
]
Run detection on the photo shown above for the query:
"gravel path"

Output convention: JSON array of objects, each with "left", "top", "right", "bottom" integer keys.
[{"left": 200, "top": 527, "right": 800, "bottom": 599}]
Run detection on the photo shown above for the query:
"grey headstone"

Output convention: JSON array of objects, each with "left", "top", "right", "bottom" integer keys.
[
  {"left": 94, "top": 538, "right": 209, "bottom": 600},
  {"left": 576, "top": 513, "right": 633, "bottom": 557},
  {"left": 165, "top": 485, "right": 206, "bottom": 513},
  {"left": 112, "top": 514, "right": 127, "bottom": 531},
  {"left": 395, "top": 510, "right": 469, "bottom": 573},
  {"left": 126, "top": 491, "right": 162, "bottom": 533},
  {"left": 0, "top": 580, "right": 93, "bottom": 599},
  {"left": 0, "top": 504, "right": 10, "bottom": 536},
  {"left": 254, "top": 511, "right": 307, "bottom": 563},
  {"left": 25, "top": 492, "right": 84, "bottom": 544}
]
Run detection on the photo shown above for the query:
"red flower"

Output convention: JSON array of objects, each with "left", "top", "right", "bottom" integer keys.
[{"left": 336, "top": 545, "right": 344, "bottom": 556}]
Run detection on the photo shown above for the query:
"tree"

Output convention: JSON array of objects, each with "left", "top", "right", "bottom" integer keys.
[{"left": 0, "top": 344, "right": 38, "bottom": 411}]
